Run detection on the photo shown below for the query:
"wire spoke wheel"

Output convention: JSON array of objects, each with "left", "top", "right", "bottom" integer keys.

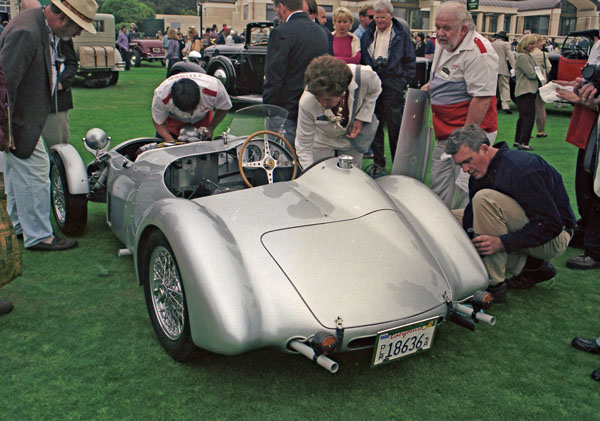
[
  {"left": 50, "top": 164, "right": 67, "bottom": 225},
  {"left": 149, "top": 246, "right": 185, "bottom": 341},
  {"left": 141, "top": 231, "right": 195, "bottom": 361}
]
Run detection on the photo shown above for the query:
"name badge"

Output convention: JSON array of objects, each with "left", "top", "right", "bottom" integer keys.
[{"left": 438, "top": 66, "right": 451, "bottom": 80}]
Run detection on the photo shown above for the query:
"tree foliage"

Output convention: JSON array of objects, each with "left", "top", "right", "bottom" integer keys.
[
  {"left": 140, "top": 0, "right": 198, "bottom": 15},
  {"left": 100, "top": 0, "right": 155, "bottom": 25}
]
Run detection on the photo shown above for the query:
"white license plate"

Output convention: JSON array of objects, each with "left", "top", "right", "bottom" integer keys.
[{"left": 371, "top": 318, "right": 439, "bottom": 367}]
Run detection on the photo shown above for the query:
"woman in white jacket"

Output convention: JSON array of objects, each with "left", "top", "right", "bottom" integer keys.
[{"left": 296, "top": 56, "right": 382, "bottom": 169}]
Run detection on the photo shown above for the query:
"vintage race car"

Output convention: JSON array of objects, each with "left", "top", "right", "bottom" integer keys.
[{"left": 49, "top": 105, "right": 494, "bottom": 372}]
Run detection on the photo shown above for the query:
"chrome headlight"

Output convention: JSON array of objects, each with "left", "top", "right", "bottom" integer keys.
[{"left": 83, "top": 128, "right": 111, "bottom": 155}]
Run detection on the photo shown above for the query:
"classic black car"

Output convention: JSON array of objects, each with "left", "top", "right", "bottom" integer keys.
[
  {"left": 202, "top": 22, "right": 272, "bottom": 102},
  {"left": 202, "top": 21, "right": 430, "bottom": 102}
]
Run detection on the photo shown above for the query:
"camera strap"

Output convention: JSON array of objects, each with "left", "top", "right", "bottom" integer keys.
[{"left": 583, "top": 116, "right": 600, "bottom": 175}]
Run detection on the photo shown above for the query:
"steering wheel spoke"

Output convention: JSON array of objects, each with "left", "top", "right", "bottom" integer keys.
[
  {"left": 238, "top": 130, "right": 298, "bottom": 188},
  {"left": 242, "top": 160, "right": 264, "bottom": 169},
  {"left": 276, "top": 160, "right": 294, "bottom": 168}
]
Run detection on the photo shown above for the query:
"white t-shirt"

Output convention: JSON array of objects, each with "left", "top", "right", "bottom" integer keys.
[{"left": 151, "top": 72, "right": 232, "bottom": 125}]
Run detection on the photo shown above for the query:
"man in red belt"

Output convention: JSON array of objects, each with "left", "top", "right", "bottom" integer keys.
[{"left": 151, "top": 72, "right": 232, "bottom": 143}]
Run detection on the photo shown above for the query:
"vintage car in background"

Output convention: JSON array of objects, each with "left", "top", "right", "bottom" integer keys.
[
  {"left": 202, "top": 22, "right": 272, "bottom": 102},
  {"left": 72, "top": 13, "right": 125, "bottom": 88},
  {"left": 202, "top": 21, "right": 431, "bottom": 102},
  {"left": 128, "top": 32, "right": 167, "bottom": 67},
  {"left": 48, "top": 104, "right": 494, "bottom": 372},
  {"left": 547, "top": 29, "right": 597, "bottom": 82}
]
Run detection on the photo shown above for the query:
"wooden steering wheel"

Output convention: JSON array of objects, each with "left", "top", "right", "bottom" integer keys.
[{"left": 238, "top": 130, "right": 298, "bottom": 188}]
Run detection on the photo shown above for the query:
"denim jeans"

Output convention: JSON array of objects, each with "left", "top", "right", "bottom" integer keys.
[{"left": 4, "top": 138, "right": 53, "bottom": 247}]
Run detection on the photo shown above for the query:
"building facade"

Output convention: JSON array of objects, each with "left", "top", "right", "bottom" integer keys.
[{"left": 200, "top": 0, "right": 600, "bottom": 40}]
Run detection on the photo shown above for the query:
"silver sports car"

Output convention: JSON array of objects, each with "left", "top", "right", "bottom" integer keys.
[{"left": 50, "top": 105, "right": 494, "bottom": 373}]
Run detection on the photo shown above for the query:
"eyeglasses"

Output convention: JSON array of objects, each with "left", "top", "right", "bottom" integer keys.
[{"left": 367, "top": 15, "right": 374, "bottom": 19}]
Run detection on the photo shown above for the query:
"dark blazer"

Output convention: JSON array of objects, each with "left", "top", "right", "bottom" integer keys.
[
  {"left": 54, "top": 39, "right": 77, "bottom": 113},
  {"left": 263, "top": 11, "right": 328, "bottom": 121},
  {"left": 0, "top": 8, "right": 53, "bottom": 159}
]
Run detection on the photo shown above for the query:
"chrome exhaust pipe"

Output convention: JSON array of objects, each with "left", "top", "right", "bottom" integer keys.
[
  {"left": 289, "top": 340, "right": 339, "bottom": 373},
  {"left": 455, "top": 303, "right": 496, "bottom": 326}
]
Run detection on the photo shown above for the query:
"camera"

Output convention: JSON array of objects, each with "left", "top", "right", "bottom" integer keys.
[
  {"left": 373, "top": 56, "right": 388, "bottom": 71},
  {"left": 582, "top": 64, "right": 600, "bottom": 90}
]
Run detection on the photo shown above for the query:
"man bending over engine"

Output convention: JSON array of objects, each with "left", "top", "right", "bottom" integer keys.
[{"left": 151, "top": 72, "right": 232, "bottom": 142}]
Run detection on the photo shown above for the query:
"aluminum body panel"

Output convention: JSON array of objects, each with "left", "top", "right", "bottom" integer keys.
[
  {"left": 51, "top": 144, "right": 90, "bottom": 195},
  {"left": 262, "top": 210, "right": 450, "bottom": 328},
  {"left": 392, "top": 88, "right": 431, "bottom": 182}
]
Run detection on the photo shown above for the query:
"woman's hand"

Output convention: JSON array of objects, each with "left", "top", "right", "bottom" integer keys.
[{"left": 346, "top": 119, "right": 363, "bottom": 139}]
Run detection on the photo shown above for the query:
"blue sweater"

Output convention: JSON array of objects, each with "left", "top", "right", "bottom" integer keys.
[{"left": 463, "top": 142, "right": 576, "bottom": 253}]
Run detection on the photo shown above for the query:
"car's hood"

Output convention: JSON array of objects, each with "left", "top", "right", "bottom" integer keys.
[{"left": 261, "top": 209, "right": 450, "bottom": 329}]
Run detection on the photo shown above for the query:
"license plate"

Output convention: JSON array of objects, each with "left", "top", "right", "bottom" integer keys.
[
  {"left": 152, "top": 48, "right": 161, "bottom": 52},
  {"left": 371, "top": 318, "right": 439, "bottom": 367}
]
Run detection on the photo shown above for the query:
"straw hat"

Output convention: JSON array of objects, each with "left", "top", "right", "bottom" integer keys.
[{"left": 50, "top": 0, "right": 98, "bottom": 34}]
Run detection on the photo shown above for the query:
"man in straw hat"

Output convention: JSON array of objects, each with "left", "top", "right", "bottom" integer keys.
[{"left": 0, "top": 0, "right": 98, "bottom": 251}]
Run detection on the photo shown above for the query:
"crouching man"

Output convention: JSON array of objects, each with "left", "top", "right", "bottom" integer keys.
[
  {"left": 447, "top": 125, "right": 576, "bottom": 302},
  {"left": 152, "top": 72, "right": 232, "bottom": 143}
]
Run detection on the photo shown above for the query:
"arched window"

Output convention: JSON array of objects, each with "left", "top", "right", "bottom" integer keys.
[{"left": 559, "top": 1, "right": 578, "bottom": 35}]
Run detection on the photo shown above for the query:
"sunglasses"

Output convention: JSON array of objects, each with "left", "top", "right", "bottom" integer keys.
[{"left": 367, "top": 15, "right": 374, "bottom": 19}]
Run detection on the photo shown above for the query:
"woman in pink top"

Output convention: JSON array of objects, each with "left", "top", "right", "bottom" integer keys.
[{"left": 332, "top": 7, "right": 361, "bottom": 64}]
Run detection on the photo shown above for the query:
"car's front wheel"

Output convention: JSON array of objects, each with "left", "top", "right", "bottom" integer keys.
[
  {"left": 141, "top": 230, "right": 195, "bottom": 361},
  {"left": 130, "top": 50, "right": 141, "bottom": 68},
  {"left": 50, "top": 151, "right": 88, "bottom": 236},
  {"left": 206, "top": 56, "right": 236, "bottom": 94},
  {"left": 109, "top": 71, "right": 119, "bottom": 85}
]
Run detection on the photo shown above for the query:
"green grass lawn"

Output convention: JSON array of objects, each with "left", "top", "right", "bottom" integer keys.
[{"left": 1, "top": 62, "right": 598, "bottom": 420}]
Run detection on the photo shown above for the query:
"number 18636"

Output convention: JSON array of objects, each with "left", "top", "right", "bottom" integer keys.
[{"left": 371, "top": 318, "right": 438, "bottom": 367}]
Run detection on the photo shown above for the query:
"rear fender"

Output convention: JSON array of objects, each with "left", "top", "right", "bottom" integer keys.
[
  {"left": 135, "top": 198, "right": 262, "bottom": 354},
  {"left": 50, "top": 144, "right": 90, "bottom": 195},
  {"left": 376, "top": 175, "right": 488, "bottom": 297}
]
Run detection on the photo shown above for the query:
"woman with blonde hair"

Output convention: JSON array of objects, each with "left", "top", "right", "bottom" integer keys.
[
  {"left": 331, "top": 7, "right": 361, "bottom": 64},
  {"left": 531, "top": 34, "right": 552, "bottom": 137},
  {"left": 513, "top": 34, "right": 540, "bottom": 151},
  {"left": 182, "top": 27, "right": 200, "bottom": 57},
  {"left": 165, "top": 28, "right": 181, "bottom": 77}
]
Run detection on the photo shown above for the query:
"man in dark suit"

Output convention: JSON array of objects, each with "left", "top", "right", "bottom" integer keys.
[
  {"left": 263, "top": 0, "right": 328, "bottom": 145},
  {"left": 0, "top": 0, "right": 98, "bottom": 251}
]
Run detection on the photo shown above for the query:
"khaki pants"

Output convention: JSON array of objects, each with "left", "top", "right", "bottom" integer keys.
[
  {"left": 535, "top": 92, "right": 546, "bottom": 133},
  {"left": 498, "top": 75, "right": 511, "bottom": 110},
  {"left": 454, "top": 189, "right": 571, "bottom": 285},
  {"left": 42, "top": 111, "right": 70, "bottom": 148}
]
